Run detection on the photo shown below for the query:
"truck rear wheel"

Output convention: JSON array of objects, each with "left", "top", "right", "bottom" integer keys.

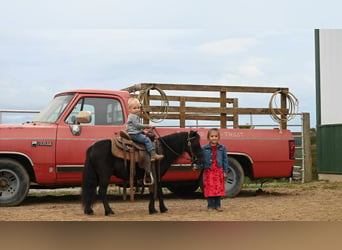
[
  {"left": 225, "top": 157, "right": 244, "bottom": 197},
  {"left": 198, "top": 157, "right": 244, "bottom": 198},
  {"left": 0, "top": 159, "right": 30, "bottom": 206}
]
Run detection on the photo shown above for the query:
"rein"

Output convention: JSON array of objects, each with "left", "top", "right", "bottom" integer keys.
[
  {"left": 151, "top": 128, "right": 199, "bottom": 185},
  {"left": 153, "top": 128, "right": 197, "bottom": 163}
]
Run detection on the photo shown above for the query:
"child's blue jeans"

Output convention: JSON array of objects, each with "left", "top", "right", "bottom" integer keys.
[
  {"left": 207, "top": 196, "right": 221, "bottom": 209},
  {"left": 129, "top": 133, "right": 154, "bottom": 152}
]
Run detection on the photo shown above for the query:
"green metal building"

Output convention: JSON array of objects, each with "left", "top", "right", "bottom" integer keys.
[{"left": 315, "top": 29, "right": 342, "bottom": 181}]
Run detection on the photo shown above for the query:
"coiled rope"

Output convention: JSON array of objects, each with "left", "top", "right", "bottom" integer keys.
[
  {"left": 269, "top": 90, "right": 298, "bottom": 124},
  {"left": 137, "top": 85, "right": 169, "bottom": 123}
]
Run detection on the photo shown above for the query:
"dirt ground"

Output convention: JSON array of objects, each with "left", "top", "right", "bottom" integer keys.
[{"left": 1, "top": 181, "right": 342, "bottom": 221}]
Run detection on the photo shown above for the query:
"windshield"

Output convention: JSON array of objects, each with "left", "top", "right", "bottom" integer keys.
[{"left": 32, "top": 94, "right": 74, "bottom": 123}]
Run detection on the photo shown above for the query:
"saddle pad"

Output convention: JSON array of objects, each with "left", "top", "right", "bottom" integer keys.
[{"left": 111, "top": 137, "right": 145, "bottom": 161}]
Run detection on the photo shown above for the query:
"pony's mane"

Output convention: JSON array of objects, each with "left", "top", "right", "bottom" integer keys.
[
  {"left": 159, "top": 130, "right": 199, "bottom": 150},
  {"left": 161, "top": 131, "right": 186, "bottom": 140},
  {"left": 160, "top": 131, "right": 187, "bottom": 148},
  {"left": 160, "top": 130, "right": 199, "bottom": 142}
]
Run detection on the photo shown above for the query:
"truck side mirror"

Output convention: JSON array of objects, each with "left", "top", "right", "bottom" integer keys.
[
  {"left": 76, "top": 111, "right": 92, "bottom": 123},
  {"left": 69, "top": 111, "right": 92, "bottom": 136}
]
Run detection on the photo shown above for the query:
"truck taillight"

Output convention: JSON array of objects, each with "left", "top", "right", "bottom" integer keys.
[{"left": 289, "top": 140, "right": 295, "bottom": 160}]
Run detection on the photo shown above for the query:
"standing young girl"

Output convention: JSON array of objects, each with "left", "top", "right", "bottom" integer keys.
[{"left": 194, "top": 128, "right": 228, "bottom": 211}]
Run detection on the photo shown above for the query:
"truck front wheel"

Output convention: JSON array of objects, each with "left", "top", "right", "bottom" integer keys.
[
  {"left": 225, "top": 157, "right": 244, "bottom": 197},
  {"left": 0, "top": 159, "right": 30, "bottom": 206}
]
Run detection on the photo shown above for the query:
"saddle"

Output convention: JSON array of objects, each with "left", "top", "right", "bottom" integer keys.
[
  {"left": 111, "top": 131, "right": 146, "bottom": 163},
  {"left": 111, "top": 130, "right": 154, "bottom": 201}
]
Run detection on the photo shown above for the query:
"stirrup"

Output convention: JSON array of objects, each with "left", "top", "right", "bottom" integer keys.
[{"left": 143, "top": 172, "right": 154, "bottom": 186}]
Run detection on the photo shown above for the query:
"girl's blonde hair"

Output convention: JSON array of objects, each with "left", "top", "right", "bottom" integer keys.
[
  {"left": 207, "top": 128, "right": 220, "bottom": 139},
  {"left": 128, "top": 98, "right": 140, "bottom": 108}
]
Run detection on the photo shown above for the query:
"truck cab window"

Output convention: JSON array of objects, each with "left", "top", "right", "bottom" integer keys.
[
  {"left": 65, "top": 97, "right": 124, "bottom": 126},
  {"left": 33, "top": 94, "right": 74, "bottom": 123}
]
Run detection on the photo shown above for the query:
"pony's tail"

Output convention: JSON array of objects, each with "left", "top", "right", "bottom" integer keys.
[{"left": 81, "top": 146, "right": 98, "bottom": 210}]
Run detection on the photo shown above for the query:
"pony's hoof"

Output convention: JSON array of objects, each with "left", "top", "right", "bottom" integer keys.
[
  {"left": 84, "top": 209, "right": 95, "bottom": 215},
  {"left": 160, "top": 208, "right": 168, "bottom": 213},
  {"left": 149, "top": 210, "right": 158, "bottom": 215},
  {"left": 105, "top": 211, "right": 115, "bottom": 216}
]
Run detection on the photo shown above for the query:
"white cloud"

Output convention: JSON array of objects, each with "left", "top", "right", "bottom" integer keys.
[
  {"left": 196, "top": 38, "right": 259, "bottom": 55},
  {"left": 237, "top": 57, "right": 269, "bottom": 78},
  {"left": 218, "top": 56, "right": 269, "bottom": 84}
]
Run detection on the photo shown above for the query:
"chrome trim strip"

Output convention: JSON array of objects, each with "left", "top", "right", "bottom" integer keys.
[
  {"left": 0, "top": 151, "right": 34, "bottom": 165},
  {"left": 229, "top": 152, "right": 254, "bottom": 164},
  {"left": 56, "top": 165, "right": 84, "bottom": 173}
]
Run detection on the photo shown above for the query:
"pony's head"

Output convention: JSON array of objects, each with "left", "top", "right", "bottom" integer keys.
[{"left": 186, "top": 130, "right": 204, "bottom": 165}]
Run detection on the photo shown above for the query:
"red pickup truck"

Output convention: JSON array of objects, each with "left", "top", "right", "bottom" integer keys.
[{"left": 0, "top": 88, "right": 295, "bottom": 206}]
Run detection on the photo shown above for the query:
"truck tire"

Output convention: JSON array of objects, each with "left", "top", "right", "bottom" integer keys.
[
  {"left": 225, "top": 157, "right": 244, "bottom": 197},
  {"left": 166, "top": 181, "right": 199, "bottom": 196},
  {"left": 0, "top": 159, "right": 30, "bottom": 206}
]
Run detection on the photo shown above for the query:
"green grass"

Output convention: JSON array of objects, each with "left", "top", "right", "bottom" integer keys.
[
  {"left": 299, "top": 185, "right": 319, "bottom": 191},
  {"left": 242, "top": 180, "right": 298, "bottom": 189},
  {"left": 28, "top": 188, "right": 81, "bottom": 197},
  {"left": 321, "top": 184, "right": 341, "bottom": 190},
  {"left": 243, "top": 179, "right": 342, "bottom": 191}
]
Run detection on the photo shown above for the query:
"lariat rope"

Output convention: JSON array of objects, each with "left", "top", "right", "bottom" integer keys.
[
  {"left": 137, "top": 86, "right": 169, "bottom": 123},
  {"left": 269, "top": 90, "right": 298, "bottom": 124}
]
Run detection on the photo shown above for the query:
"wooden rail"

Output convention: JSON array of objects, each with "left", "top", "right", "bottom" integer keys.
[{"left": 122, "top": 83, "right": 290, "bottom": 129}]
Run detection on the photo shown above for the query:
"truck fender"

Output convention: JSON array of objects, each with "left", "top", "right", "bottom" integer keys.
[
  {"left": 0, "top": 152, "right": 35, "bottom": 183},
  {"left": 0, "top": 158, "right": 30, "bottom": 206},
  {"left": 0, "top": 152, "right": 35, "bottom": 166},
  {"left": 228, "top": 152, "right": 254, "bottom": 164},
  {"left": 225, "top": 157, "right": 244, "bottom": 198}
]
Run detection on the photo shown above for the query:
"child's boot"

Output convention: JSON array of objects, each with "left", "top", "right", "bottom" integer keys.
[{"left": 150, "top": 149, "right": 164, "bottom": 161}]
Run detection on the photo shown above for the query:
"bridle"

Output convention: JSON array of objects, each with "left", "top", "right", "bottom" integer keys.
[
  {"left": 151, "top": 129, "right": 200, "bottom": 184},
  {"left": 153, "top": 129, "right": 199, "bottom": 163},
  {"left": 186, "top": 133, "right": 199, "bottom": 163}
]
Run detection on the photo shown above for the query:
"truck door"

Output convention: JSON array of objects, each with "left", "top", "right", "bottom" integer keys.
[{"left": 55, "top": 95, "right": 126, "bottom": 183}]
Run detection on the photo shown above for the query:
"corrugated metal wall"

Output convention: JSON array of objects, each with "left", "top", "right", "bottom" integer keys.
[{"left": 317, "top": 125, "right": 342, "bottom": 173}]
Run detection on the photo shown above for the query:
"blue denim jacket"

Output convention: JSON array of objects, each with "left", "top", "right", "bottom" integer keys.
[{"left": 197, "top": 143, "right": 228, "bottom": 173}]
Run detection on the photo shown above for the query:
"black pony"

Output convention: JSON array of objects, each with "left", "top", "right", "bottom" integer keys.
[{"left": 82, "top": 130, "right": 204, "bottom": 215}]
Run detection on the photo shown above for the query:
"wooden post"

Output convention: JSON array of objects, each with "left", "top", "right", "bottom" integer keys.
[
  {"left": 143, "top": 89, "right": 150, "bottom": 125},
  {"left": 302, "top": 112, "right": 312, "bottom": 182},
  {"left": 233, "top": 99, "right": 239, "bottom": 128},
  {"left": 280, "top": 91, "right": 287, "bottom": 130},
  {"left": 180, "top": 97, "right": 186, "bottom": 128},
  {"left": 220, "top": 90, "right": 227, "bottom": 128}
]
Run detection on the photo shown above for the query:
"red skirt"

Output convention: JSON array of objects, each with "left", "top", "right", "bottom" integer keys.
[{"left": 203, "top": 164, "right": 225, "bottom": 197}]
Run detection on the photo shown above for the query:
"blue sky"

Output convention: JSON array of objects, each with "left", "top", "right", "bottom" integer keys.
[{"left": 1, "top": 0, "right": 341, "bottom": 127}]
